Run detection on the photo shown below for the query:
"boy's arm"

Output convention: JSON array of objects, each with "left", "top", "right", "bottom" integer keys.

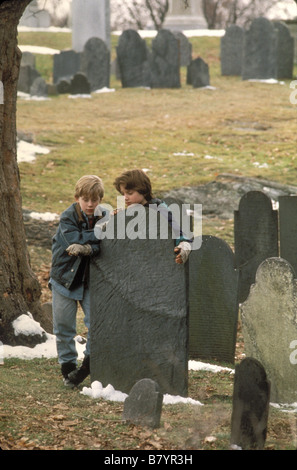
[{"left": 57, "top": 213, "right": 100, "bottom": 256}]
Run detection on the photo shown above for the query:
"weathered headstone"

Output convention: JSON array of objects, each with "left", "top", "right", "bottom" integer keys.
[
  {"left": 72, "top": 0, "right": 110, "bottom": 52},
  {"left": 242, "top": 17, "right": 277, "bottom": 80},
  {"left": 90, "top": 207, "right": 188, "bottom": 396},
  {"left": 56, "top": 78, "right": 71, "bottom": 95},
  {"left": 21, "top": 51, "right": 36, "bottom": 69},
  {"left": 234, "top": 191, "right": 278, "bottom": 303},
  {"left": 70, "top": 72, "right": 90, "bottom": 95},
  {"left": 80, "top": 37, "right": 110, "bottom": 92},
  {"left": 116, "top": 30, "right": 148, "bottom": 87},
  {"left": 279, "top": 196, "right": 297, "bottom": 274},
  {"left": 187, "top": 57, "right": 210, "bottom": 88},
  {"left": 122, "top": 379, "right": 163, "bottom": 428},
  {"left": 274, "top": 21, "right": 294, "bottom": 79},
  {"left": 30, "top": 76, "right": 48, "bottom": 97},
  {"left": 18, "top": 65, "right": 40, "bottom": 94},
  {"left": 144, "top": 30, "right": 181, "bottom": 89},
  {"left": 53, "top": 50, "right": 81, "bottom": 85},
  {"left": 220, "top": 25, "right": 244, "bottom": 76},
  {"left": 230, "top": 358, "right": 270, "bottom": 450},
  {"left": 189, "top": 235, "right": 239, "bottom": 363},
  {"left": 241, "top": 257, "right": 297, "bottom": 403},
  {"left": 173, "top": 31, "right": 192, "bottom": 66}
]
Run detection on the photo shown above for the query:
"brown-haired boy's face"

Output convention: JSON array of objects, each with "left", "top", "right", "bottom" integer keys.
[
  {"left": 119, "top": 184, "right": 146, "bottom": 207},
  {"left": 76, "top": 195, "right": 101, "bottom": 216}
]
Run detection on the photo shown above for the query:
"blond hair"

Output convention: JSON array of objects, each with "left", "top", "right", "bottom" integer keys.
[{"left": 74, "top": 175, "right": 104, "bottom": 200}]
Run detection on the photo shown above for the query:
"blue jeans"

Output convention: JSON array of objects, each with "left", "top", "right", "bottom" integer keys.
[{"left": 52, "top": 286, "right": 91, "bottom": 365}]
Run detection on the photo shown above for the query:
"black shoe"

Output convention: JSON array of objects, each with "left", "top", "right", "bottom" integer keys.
[
  {"left": 68, "top": 356, "right": 90, "bottom": 386},
  {"left": 61, "top": 362, "right": 77, "bottom": 388}
]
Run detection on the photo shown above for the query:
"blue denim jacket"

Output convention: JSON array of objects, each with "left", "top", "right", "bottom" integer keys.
[{"left": 50, "top": 202, "right": 107, "bottom": 290}]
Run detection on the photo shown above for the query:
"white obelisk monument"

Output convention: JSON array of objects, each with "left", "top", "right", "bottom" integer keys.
[{"left": 163, "top": 0, "right": 207, "bottom": 30}]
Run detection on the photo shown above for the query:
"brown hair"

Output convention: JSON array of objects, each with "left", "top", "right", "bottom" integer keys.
[
  {"left": 74, "top": 175, "right": 104, "bottom": 200},
  {"left": 113, "top": 169, "right": 153, "bottom": 201}
]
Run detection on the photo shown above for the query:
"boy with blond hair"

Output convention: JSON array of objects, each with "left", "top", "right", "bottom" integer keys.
[{"left": 50, "top": 175, "right": 107, "bottom": 387}]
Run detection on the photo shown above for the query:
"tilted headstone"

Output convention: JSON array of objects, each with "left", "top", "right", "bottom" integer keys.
[
  {"left": 241, "top": 257, "right": 297, "bottom": 403},
  {"left": 173, "top": 31, "right": 192, "bottom": 67},
  {"left": 242, "top": 17, "right": 277, "bottom": 80},
  {"left": 144, "top": 29, "right": 181, "bottom": 89},
  {"left": 279, "top": 196, "right": 297, "bottom": 274},
  {"left": 116, "top": 30, "right": 148, "bottom": 88},
  {"left": 80, "top": 37, "right": 110, "bottom": 92},
  {"left": 274, "top": 21, "right": 294, "bottom": 79},
  {"left": 230, "top": 358, "right": 270, "bottom": 450},
  {"left": 189, "top": 235, "right": 239, "bottom": 363},
  {"left": 187, "top": 57, "right": 210, "bottom": 88},
  {"left": 53, "top": 50, "right": 81, "bottom": 85},
  {"left": 90, "top": 207, "right": 188, "bottom": 396},
  {"left": 234, "top": 191, "right": 278, "bottom": 303},
  {"left": 220, "top": 25, "right": 244, "bottom": 76},
  {"left": 122, "top": 378, "right": 163, "bottom": 429}
]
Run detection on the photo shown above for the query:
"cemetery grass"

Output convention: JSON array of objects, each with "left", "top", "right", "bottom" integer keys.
[{"left": 4, "top": 31, "right": 297, "bottom": 450}]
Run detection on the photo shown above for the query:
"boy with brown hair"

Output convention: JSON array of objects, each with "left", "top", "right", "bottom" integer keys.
[
  {"left": 50, "top": 175, "right": 107, "bottom": 387},
  {"left": 113, "top": 169, "right": 191, "bottom": 263}
]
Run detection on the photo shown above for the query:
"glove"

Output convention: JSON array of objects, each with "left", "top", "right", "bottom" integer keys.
[
  {"left": 174, "top": 241, "right": 191, "bottom": 264},
  {"left": 66, "top": 244, "right": 92, "bottom": 256}
]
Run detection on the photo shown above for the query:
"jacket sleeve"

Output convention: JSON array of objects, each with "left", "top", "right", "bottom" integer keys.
[{"left": 56, "top": 213, "right": 100, "bottom": 255}]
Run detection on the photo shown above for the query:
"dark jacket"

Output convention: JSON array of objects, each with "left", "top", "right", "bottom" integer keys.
[{"left": 50, "top": 202, "right": 106, "bottom": 290}]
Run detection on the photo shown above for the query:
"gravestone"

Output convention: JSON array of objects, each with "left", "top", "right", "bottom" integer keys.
[
  {"left": 187, "top": 57, "right": 210, "bottom": 88},
  {"left": 279, "top": 196, "right": 297, "bottom": 274},
  {"left": 241, "top": 257, "right": 297, "bottom": 403},
  {"left": 242, "top": 17, "right": 277, "bottom": 80},
  {"left": 72, "top": 0, "right": 110, "bottom": 52},
  {"left": 20, "top": 0, "right": 51, "bottom": 28},
  {"left": 56, "top": 79, "right": 71, "bottom": 94},
  {"left": 173, "top": 31, "right": 192, "bottom": 66},
  {"left": 53, "top": 50, "right": 81, "bottom": 85},
  {"left": 90, "top": 207, "right": 189, "bottom": 396},
  {"left": 220, "top": 25, "right": 244, "bottom": 76},
  {"left": 21, "top": 51, "right": 36, "bottom": 69},
  {"left": 189, "top": 235, "right": 239, "bottom": 363},
  {"left": 230, "top": 358, "right": 270, "bottom": 450},
  {"left": 122, "top": 379, "right": 163, "bottom": 429},
  {"left": 69, "top": 72, "right": 90, "bottom": 95},
  {"left": 116, "top": 30, "right": 148, "bottom": 87},
  {"left": 234, "top": 191, "right": 278, "bottom": 303},
  {"left": 274, "top": 21, "right": 294, "bottom": 79},
  {"left": 80, "top": 37, "right": 110, "bottom": 92},
  {"left": 18, "top": 65, "right": 40, "bottom": 94},
  {"left": 30, "top": 76, "right": 48, "bottom": 97},
  {"left": 144, "top": 29, "right": 181, "bottom": 89}
]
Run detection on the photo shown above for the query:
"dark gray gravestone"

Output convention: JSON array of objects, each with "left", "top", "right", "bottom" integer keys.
[
  {"left": 220, "top": 25, "right": 244, "bottom": 76},
  {"left": 53, "top": 49, "right": 81, "bottom": 85},
  {"left": 274, "top": 21, "right": 294, "bottom": 79},
  {"left": 144, "top": 29, "right": 181, "bottom": 89},
  {"left": 230, "top": 358, "right": 270, "bottom": 450},
  {"left": 80, "top": 37, "right": 110, "bottom": 91},
  {"left": 90, "top": 207, "right": 188, "bottom": 396},
  {"left": 122, "top": 378, "right": 163, "bottom": 429},
  {"left": 187, "top": 57, "right": 209, "bottom": 88},
  {"left": 279, "top": 196, "right": 297, "bottom": 274},
  {"left": 116, "top": 29, "right": 148, "bottom": 87},
  {"left": 189, "top": 235, "right": 239, "bottom": 363},
  {"left": 18, "top": 65, "right": 40, "bottom": 94},
  {"left": 57, "top": 78, "right": 71, "bottom": 94},
  {"left": 70, "top": 72, "right": 90, "bottom": 95},
  {"left": 173, "top": 31, "right": 192, "bottom": 67},
  {"left": 241, "top": 257, "right": 297, "bottom": 403},
  {"left": 234, "top": 191, "right": 278, "bottom": 303},
  {"left": 242, "top": 17, "right": 277, "bottom": 80}
]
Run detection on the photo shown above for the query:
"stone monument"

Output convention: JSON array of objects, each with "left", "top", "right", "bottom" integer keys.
[
  {"left": 72, "top": 0, "right": 110, "bottom": 52},
  {"left": 163, "top": 0, "right": 207, "bottom": 30}
]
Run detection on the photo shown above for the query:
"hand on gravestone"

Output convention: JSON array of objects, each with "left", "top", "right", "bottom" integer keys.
[
  {"left": 66, "top": 244, "right": 92, "bottom": 256},
  {"left": 174, "top": 241, "right": 191, "bottom": 264}
]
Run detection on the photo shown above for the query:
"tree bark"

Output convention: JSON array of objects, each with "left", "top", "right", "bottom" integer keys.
[{"left": 0, "top": 0, "right": 43, "bottom": 345}]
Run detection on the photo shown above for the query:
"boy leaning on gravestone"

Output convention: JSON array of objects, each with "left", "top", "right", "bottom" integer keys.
[
  {"left": 113, "top": 168, "right": 192, "bottom": 264},
  {"left": 49, "top": 175, "right": 108, "bottom": 388}
]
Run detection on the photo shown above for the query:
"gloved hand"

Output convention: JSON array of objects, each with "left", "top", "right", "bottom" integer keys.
[
  {"left": 174, "top": 241, "right": 191, "bottom": 264},
  {"left": 66, "top": 244, "right": 92, "bottom": 256}
]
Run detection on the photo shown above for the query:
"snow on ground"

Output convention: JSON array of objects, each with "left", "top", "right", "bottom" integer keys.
[
  {"left": 1, "top": 313, "right": 233, "bottom": 406},
  {"left": 17, "top": 139, "right": 50, "bottom": 163}
]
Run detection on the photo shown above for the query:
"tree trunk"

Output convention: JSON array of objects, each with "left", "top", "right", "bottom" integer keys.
[{"left": 0, "top": 0, "right": 44, "bottom": 345}]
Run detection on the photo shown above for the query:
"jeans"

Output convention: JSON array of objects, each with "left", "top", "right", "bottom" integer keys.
[{"left": 52, "top": 286, "right": 91, "bottom": 365}]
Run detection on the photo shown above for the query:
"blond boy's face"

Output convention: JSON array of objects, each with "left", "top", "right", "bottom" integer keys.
[
  {"left": 119, "top": 184, "right": 146, "bottom": 206},
  {"left": 76, "top": 195, "right": 101, "bottom": 216}
]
